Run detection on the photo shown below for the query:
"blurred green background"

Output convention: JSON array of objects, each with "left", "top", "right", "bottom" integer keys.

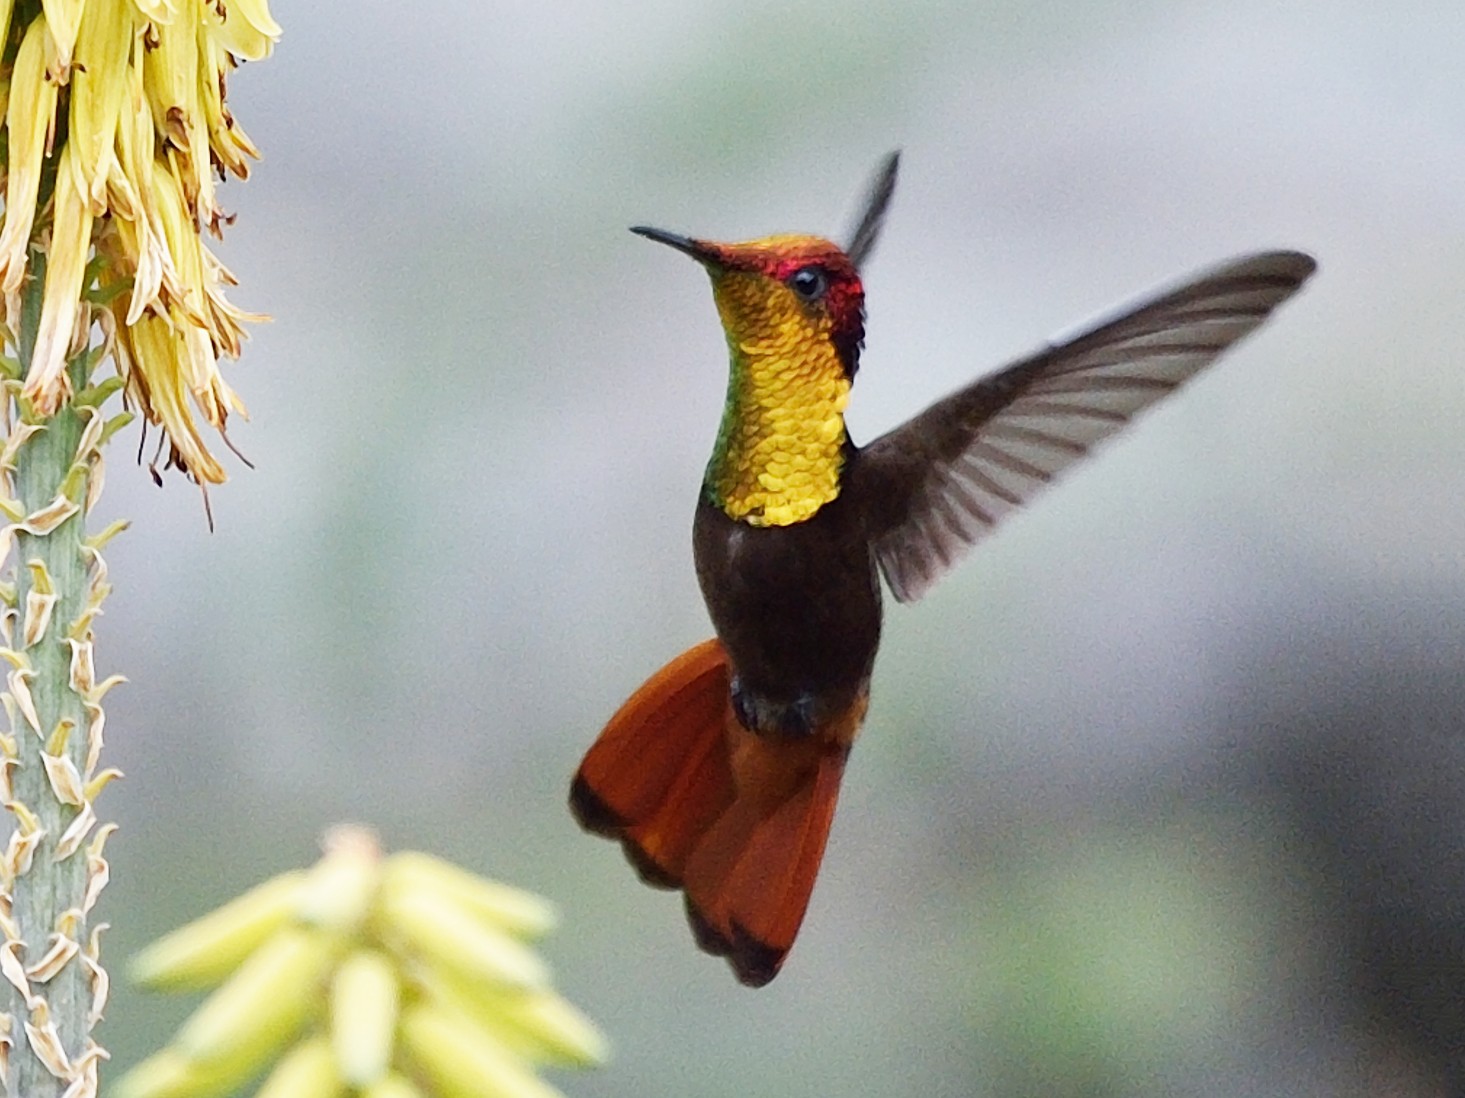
[{"left": 98, "top": 2, "right": 1465, "bottom": 1095}]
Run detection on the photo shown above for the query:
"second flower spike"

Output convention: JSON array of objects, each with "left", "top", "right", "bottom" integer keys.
[{"left": 120, "top": 825, "right": 606, "bottom": 1098}]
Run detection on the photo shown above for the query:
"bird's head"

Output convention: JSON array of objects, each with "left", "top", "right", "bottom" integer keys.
[
  {"left": 629, "top": 156, "right": 899, "bottom": 526},
  {"left": 629, "top": 229, "right": 869, "bottom": 378}
]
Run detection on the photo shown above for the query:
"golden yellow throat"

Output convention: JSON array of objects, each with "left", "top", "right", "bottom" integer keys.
[{"left": 705, "top": 269, "right": 851, "bottom": 527}]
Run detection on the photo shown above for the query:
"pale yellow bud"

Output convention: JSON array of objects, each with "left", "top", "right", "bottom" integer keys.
[
  {"left": 254, "top": 1036, "right": 346, "bottom": 1098},
  {"left": 113, "top": 1047, "right": 262, "bottom": 1098},
  {"left": 329, "top": 950, "right": 398, "bottom": 1086},
  {"left": 296, "top": 824, "right": 383, "bottom": 933},
  {"left": 360, "top": 1072, "right": 428, "bottom": 1098},
  {"left": 417, "top": 964, "right": 608, "bottom": 1069},
  {"left": 381, "top": 851, "right": 558, "bottom": 938},
  {"left": 174, "top": 926, "right": 333, "bottom": 1071},
  {"left": 130, "top": 869, "right": 306, "bottom": 989},
  {"left": 112, "top": 1049, "right": 204, "bottom": 1098},
  {"left": 378, "top": 886, "right": 549, "bottom": 991},
  {"left": 400, "top": 1001, "right": 565, "bottom": 1098}
]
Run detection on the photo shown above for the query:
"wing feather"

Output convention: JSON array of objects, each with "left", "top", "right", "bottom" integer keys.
[{"left": 854, "top": 250, "right": 1316, "bottom": 602}]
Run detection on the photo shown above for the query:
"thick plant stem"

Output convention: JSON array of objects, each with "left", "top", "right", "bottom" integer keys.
[{"left": 0, "top": 252, "right": 115, "bottom": 1098}]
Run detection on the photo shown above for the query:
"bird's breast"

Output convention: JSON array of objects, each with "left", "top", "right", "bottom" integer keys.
[{"left": 692, "top": 492, "right": 882, "bottom": 729}]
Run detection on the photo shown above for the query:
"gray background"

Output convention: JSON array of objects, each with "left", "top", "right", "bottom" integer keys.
[{"left": 99, "top": 2, "right": 1465, "bottom": 1095}]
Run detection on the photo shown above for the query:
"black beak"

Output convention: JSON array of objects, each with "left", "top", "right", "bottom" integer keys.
[{"left": 630, "top": 226, "right": 723, "bottom": 266}]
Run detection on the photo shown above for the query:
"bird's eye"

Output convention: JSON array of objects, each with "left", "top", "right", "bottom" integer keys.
[{"left": 786, "top": 266, "right": 829, "bottom": 303}]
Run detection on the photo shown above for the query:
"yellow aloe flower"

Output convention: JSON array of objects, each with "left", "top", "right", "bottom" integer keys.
[
  {"left": 0, "top": 0, "right": 276, "bottom": 483},
  {"left": 119, "top": 826, "right": 607, "bottom": 1098}
]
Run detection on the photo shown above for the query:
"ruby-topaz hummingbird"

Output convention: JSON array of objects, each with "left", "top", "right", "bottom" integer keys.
[{"left": 572, "top": 153, "right": 1315, "bottom": 986}]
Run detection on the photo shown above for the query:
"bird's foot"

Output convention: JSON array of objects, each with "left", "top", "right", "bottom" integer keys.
[{"left": 730, "top": 677, "right": 816, "bottom": 739}]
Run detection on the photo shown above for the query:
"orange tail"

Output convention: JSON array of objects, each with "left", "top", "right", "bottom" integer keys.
[
  {"left": 570, "top": 639, "right": 858, "bottom": 986},
  {"left": 571, "top": 639, "right": 737, "bottom": 888}
]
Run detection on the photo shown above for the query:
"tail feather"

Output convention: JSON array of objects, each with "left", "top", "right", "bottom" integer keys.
[
  {"left": 571, "top": 639, "right": 860, "bottom": 986},
  {"left": 621, "top": 713, "right": 735, "bottom": 886},
  {"left": 727, "top": 751, "right": 845, "bottom": 970},
  {"left": 682, "top": 739, "right": 846, "bottom": 986},
  {"left": 570, "top": 638, "right": 730, "bottom": 839}
]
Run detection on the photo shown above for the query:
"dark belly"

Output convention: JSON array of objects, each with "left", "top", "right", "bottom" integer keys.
[{"left": 692, "top": 490, "right": 882, "bottom": 725}]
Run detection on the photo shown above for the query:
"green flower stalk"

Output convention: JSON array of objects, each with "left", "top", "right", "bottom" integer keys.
[
  {"left": 121, "top": 826, "right": 608, "bottom": 1098},
  {"left": 0, "top": 2, "right": 278, "bottom": 1095}
]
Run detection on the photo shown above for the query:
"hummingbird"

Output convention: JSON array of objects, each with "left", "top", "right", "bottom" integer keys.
[{"left": 571, "top": 152, "right": 1315, "bottom": 987}]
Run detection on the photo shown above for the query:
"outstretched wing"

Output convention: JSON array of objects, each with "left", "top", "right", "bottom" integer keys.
[{"left": 853, "top": 250, "right": 1317, "bottom": 603}]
